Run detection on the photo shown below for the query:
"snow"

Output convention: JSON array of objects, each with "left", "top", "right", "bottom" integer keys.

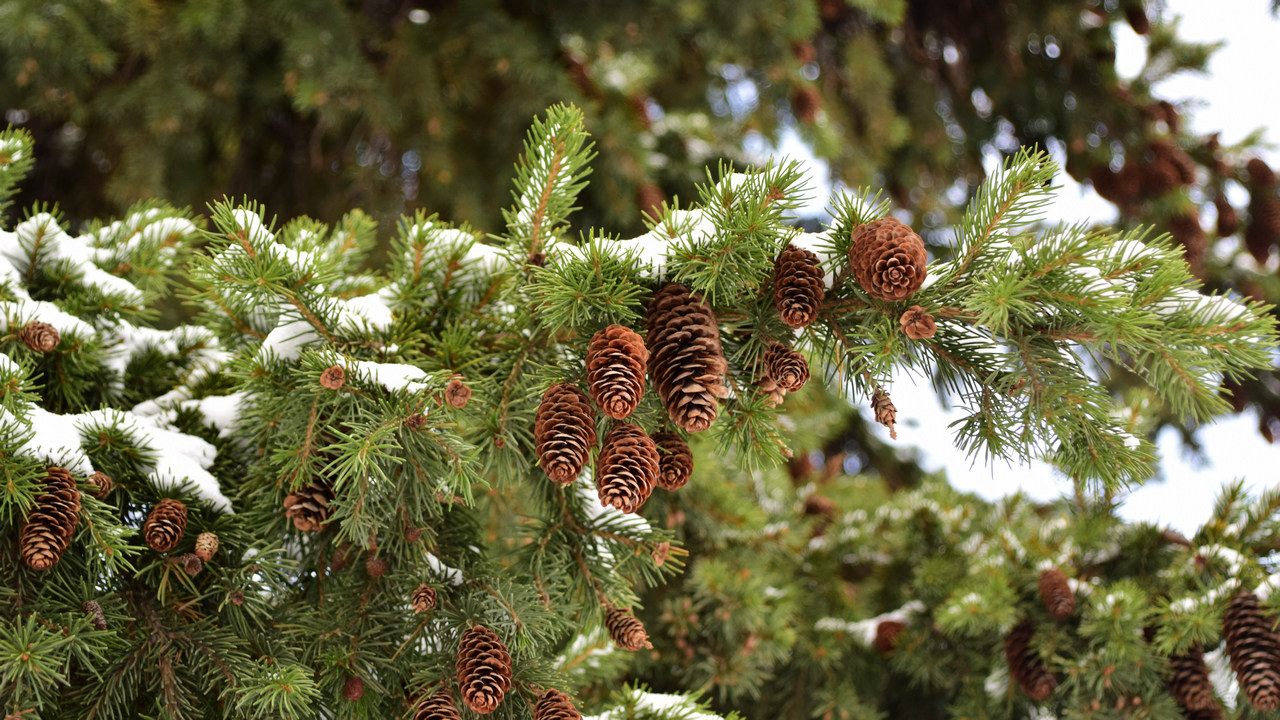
[
  {"left": 0, "top": 353, "right": 16, "bottom": 374},
  {"left": 424, "top": 552, "right": 465, "bottom": 585},
  {"left": 1256, "top": 574, "right": 1280, "bottom": 602},
  {"left": 102, "top": 322, "right": 180, "bottom": 380},
  {"left": 342, "top": 356, "right": 431, "bottom": 394},
  {"left": 576, "top": 470, "right": 653, "bottom": 535},
  {"left": 11, "top": 214, "right": 145, "bottom": 304},
  {"left": 231, "top": 208, "right": 275, "bottom": 244},
  {"left": 584, "top": 690, "right": 723, "bottom": 720},
  {"left": 0, "top": 137, "right": 25, "bottom": 159},
  {"left": 814, "top": 601, "right": 924, "bottom": 646},
  {"left": 2, "top": 405, "right": 91, "bottom": 473},
  {"left": 260, "top": 318, "right": 322, "bottom": 361},
  {"left": 336, "top": 291, "right": 395, "bottom": 333},
  {"left": 1204, "top": 646, "right": 1237, "bottom": 710},
  {"left": 556, "top": 626, "right": 616, "bottom": 673},
  {"left": 0, "top": 297, "right": 96, "bottom": 339}
]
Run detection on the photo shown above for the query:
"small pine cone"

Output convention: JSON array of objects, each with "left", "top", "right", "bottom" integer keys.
[
  {"left": 758, "top": 374, "right": 786, "bottom": 408},
  {"left": 412, "top": 583, "right": 438, "bottom": 613},
  {"left": 645, "top": 284, "right": 729, "bottom": 432},
  {"left": 1222, "top": 589, "right": 1280, "bottom": 711},
  {"left": 1004, "top": 620, "right": 1058, "bottom": 702},
  {"left": 596, "top": 424, "right": 659, "bottom": 514},
  {"left": 87, "top": 471, "right": 113, "bottom": 498},
  {"left": 414, "top": 688, "right": 463, "bottom": 720},
  {"left": 1090, "top": 165, "right": 1124, "bottom": 203},
  {"left": 1169, "top": 213, "right": 1206, "bottom": 274},
  {"left": 229, "top": 590, "right": 245, "bottom": 606},
  {"left": 82, "top": 600, "right": 107, "bottom": 631},
  {"left": 870, "top": 388, "right": 897, "bottom": 439},
  {"left": 19, "top": 467, "right": 81, "bottom": 570},
  {"left": 1215, "top": 195, "right": 1239, "bottom": 237},
  {"left": 1141, "top": 158, "right": 1182, "bottom": 197},
  {"left": 331, "top": 542, "right": 353, "bottom": 571},
  {"left": 772, "top": 244, "right": 826, "bottom": 329},
  {"left": 587, "top": 325, "right": 649, "bottom": 420},
  {"left": 1160, "top": 528, "right": 1193, "bottom": 547},
  {"left": 899, "top": 305, "right": 937, "bottom": 340},
  {"left": 320, "top": 365, "right": 346, "bottom": 390},
  {"left": 366, "top": 554, "right": 388, "bottom": 577},
  {"left": 194, "top": 531, "right": 219, "bottom": 562},
  {"left": 764, "top": 342, "right": 809, "bottom": 393},
  {"left": 1038, "top": 568, "right": 1076, "bottom": 621},
  {"left": 792, "top": 86, "right": 821, "bottom": 125},
  {"left": 1247, "top": 158, "right": 1277, "bottom": 188},
  {"left": 406, "top": 412, "right": 428, "bottom": 430},
  {"left": 143, "top": 499, "right": 188, "bottom": 553},
  {"left": 1125, "top": 3, "right": 1150, "bottom": 34},
  {"left": 874, "top": 620, "right": 906, "bottom": 656},
  {"left": 651, "top": 432, "right": 693, "bottom": 491},
  {"left": 606, "top": 607, "right": 652, "bottom": 651},
  {"left": 17, "top": 321, "right": 60, "bottom": 352},
  {"left": 1150, "top": 141, "right": 1197, "bottom": 186},
  {"left": 849, "top": 218, "right": 928, "bottom": 302},
  {"left": 445, "top": 378, "right": 471, "bottom": 409},
  {"left": 343, "top": 675, "right": 365, "bottom": 702},
  {"left": 181, "top": 553, "right": 203, "bottom": 576},
  {"left": 534, "top": 689, "right": 582, "bottom": 720},
  {"left": 1169, "top": 645, "right": 1218, "bottom": 713},
  {"left": 534, "top": 383, "right": 597, "bottom": 484},
  {"left": 652, "top": 541, "right": 671, "bottom": 566},
  {"left": 456, "top": 625, "right": 513, "bottom": 715},
  {"left": 283, "top": 480, "right": 335, "bottom": 532}
]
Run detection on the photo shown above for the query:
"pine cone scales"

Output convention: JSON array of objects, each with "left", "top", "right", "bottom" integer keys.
[
  {"left": 412, "top": 583, "right": 438, "bottom": 613},
  {"left": 596, "top": 424, "right": 659, "bottom": 514},
  {"left": 772, "top": 244, "right": 825, "bottom": 328},
  {"left": 534, "top": 383, "right": 597, "bottom": 484},
  {"left": 606, "top": 607, "right": 652, "bottom": 650},
  {"left": 534, "top": 689, "right": 582, "bottom": 720},
  {"left": 651, "top": 432, "right": 693, "bottom": 491},
  {"left": 414, "top": 688, "right": 463, "bottom": 720},
  {"left": 1223, "top": 589, "right": 1280, "bottom": 711},
  {"left": 18, "top": 321, "right": 60, "bottom": 352},
  {"left": 1004, "top": 620, "right": 1057, "bottom": 702},
  {"left": 764, "top": 342, "right": 809, "bottom": 393},
  {"left": 19, "top": 466, "right": 81, "bottom": 570},
  {"left": 143, "top": 499, "right": 188, "bottom": 552},
  {"left": 645, "top": 284, "right": 729, "bottom": 433},
  {"left": 849, "top": 218, "right": 928, "bottom": 301},
  {"left": 1169, "top": 646, "right": 1218, "bottom": 713},
  {"left": 283, "top": 480, "right": 335, "bottom": 532},
  {"left": 1038, "top": 568, "right": 1076, "bottom": 621},
  {"left": 456, "top": 625, "right": 513, "bottom": 714},
  {"left": 587, "top": 325, "right": 649, "bottom": 420}
]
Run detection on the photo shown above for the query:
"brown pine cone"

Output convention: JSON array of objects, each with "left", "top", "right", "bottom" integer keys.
[
  {"left": 1215, "top": 195, "right": 1239, "bottom": 237},
  {"left": 181, "top": 553, "right": 203, "bottom": 576},
  {"left": 1253, "top": 194, "right": 1280, "bottom": 237},
  {"left": 899, "top": 305, "right": 937, "bottom": 340},
  {"left": 82, "top": 600, "right": 107, "bottom": 631},
  {"left": 534, "top": 689, "right": 582, "bottom": 720},
  {"left": 772, "top": 244, "right": 825, "bottom": 329},
  {"left": 596, "top": 423, "right": 659, "bottom": 514},
  {"left": 414, "top": 688, "right": 463, "bottom": 720},
  {"left": 1222, "top": 589, "right": 1280, "bottom": 711},
  {"left": 87, "top": 471, "right": 113, "bottom": 498},
  {"left": 534, "top": 383, "right": 597, "bottom": 484},
  {"left": 1004, "top": 620, "right": 1057, "bottom": 702},
  {"left": 1168, "top": 645, "right": 1218, "bottom": 713},
  {"left": 445, "top": 378, "right": 471, "bottom": 409},
  {"left": 637, "top": 182, "right": 666, "bottom": 221},
  {"left": 19, "top": 466, "right": 81, "bottom": 570},
  {"left": 651, "top": 432, "right": 693, "bottom": 491},
  {"left": 849, "top": 218, "right": 928, "bottom": 302},
  {"left": 606, "top": 607, "right": 652, "bottom": 651},
  {"left": 874, "top": 620, "right": 906, "bottom": 656},
  {"left": 343, "top": 675, "right": 365, "bottom": 702},
  {"left": 456, "top": 625, "right": 513, "bottom": 715},
  {"left": 871, "top": 388, "right": 897, "bottom": 439},
  {"left": 792, "top": 86, "right": 821, "bottom": 125},
  {"left": 1125, "top": 4, "right": 1150, "bottom": 34},
  {"left": 1150, "top": 141, "right": 1196, "bottom": 186},
  {"left": 320, "top": 365, "right": 346, "bottom": 390},
  {"left": 1247, "top": 158, "right": 1277, "bottom": 188},
  {"left": 1038, "top": 568, "right": 1076, "bottom": 621},
  {"left": 1169, "top": 212, "right": 1206, "bottom": 275},
  {"left": 758, "top": 374, "right": 786, "bottom": 408},
  {"left": 1141, "top": 158, "right": 1182, "bottom": 197},
  {"left": 143, "top": 498, "right": 188, "bottom": 553},
  {"left": 194, "top": 531, "right": 219, "bottom": 562},
  {"left": 587, "top": 325, "right": 649, "bottom": 420},
  {"left": 406, "top": 412, "right": 428, "bottom": 430},
  {"left": 412, "top": 583, "right": 438, "bottom": 613},
  {"left": 283, "top": 480, "right": 335, "bottom": 532},
  {"left": 17, "top": 321, "right": 60, "bottom": 352},
  {"left": 645, "top": 284, "right": 729, "bottom": 432},
  {"left": 366, "top": 554, "right": 388, "bottom": 577},
  {"left": 764, "top": 342, "right": 809, "bottom": 393}
]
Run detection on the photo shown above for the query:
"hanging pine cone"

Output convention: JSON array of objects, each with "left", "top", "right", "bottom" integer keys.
[
  {"left": 606, "top": 607, "right": 652, "bottom": 651},
  {"left": 534, "top": 383, "right": 597, "bottom": 484},
  {"left": 1125, "top": 3, "right": 1150, "bottom": 34},
  {"left": 899, "top": 305, "right": 937, "bottom": 340},
  {"left": 17, "top": 321, "right": 60, "bottom": 352},
  {"left": 849, "top": 218, "right": 928, "bottom": 302},
  {"left": 1168, "top": 645, "right": 1219, "bottom": 714},
  {"left": 596, "top": 423, "right": 659, "bottom": 514},
  {"left": 871, "top": 388, "right": 897, "bottom": 439},
  {"left": 587, "top": 325, "right": 649, "bottom": 420},
  {"left": 1140, "top": 157, "right": 1182, "bottom": 197},
  {"left": 1247, "top": 158, "right": 1277, "bottom": 188},
  {"left": 456, "top": 625, "right": 513, "bottom": 715},
  {"left": 414, "top": 688, "right": 463, "bottom": 720},
  {"left": 1215, "top": 195, "right": 1239, "bottom": 237},
  {"left": 366, "top": 554, "right": 389, "bottom": 577},
  {"left": 651, "top": 432, "right": 693, "bottom": 491},
  {"left": 1253, "top": 194, "right": 1280, "bottom": 237},
  {"left": 1038, "top": 568, "right": 1076, "bottom": 621},
  {"left": 1222, "top": 589, "right": 1280, "bottom": 711},
  {"left": 1004, "top": 620, "right": 1057, "bottom": 702},
  {"left": 534, "top": 689, "right": 582, "bottom": 720},
  {"left": 445, "top": 378, "right": 471, "bottom": 409},
  {"left": 82, "top": 600, "right": 107, "bottom": 631},
  {"left": 194, "top": 531, "right": 219, "bottom": 562},
  {"left": 87, "top": 471, "right": 113, "bottom": 498},
  {"left": 413, "top": 583, "right": 438, "bottom": 613},
  {"left": 143, "top": 498, "right": 188, "bottom": 553},
  {"left": 343, "top": 676, "right": 365, "bottom": 702},
  {"left": 874, "top": 620, "right": 906, "bottom": 656},
  {"left": 764, "top": 342, "right": 809, "bottom": 393},
  {"left": 283, "top": 480, "right": 335, "bottom": 532},
  {"left": 791, "top": 86, "right": 821, "bottom": 125},
  {"left": 19, "top": 467, "right": 81, "bottom": 570},
  {"left": 1151, "top": 141, "right": 1196, "bottom": 186},
  {"left": 645, "top": 284, "right": 729, "bottom": 432},
  {"left": 772, "top": 244, "right": 825, "bottom": 329},
  {"left": 1169, "top": 212, "right": 1206, "bottom": 275}
]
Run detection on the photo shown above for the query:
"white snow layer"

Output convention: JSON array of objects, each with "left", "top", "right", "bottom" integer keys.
[
  {"left": 584, "top": 690, "right": 723, "bottom": 720},
  {"left": 815, "top": 600, "right": 925, "bottom": 646}
]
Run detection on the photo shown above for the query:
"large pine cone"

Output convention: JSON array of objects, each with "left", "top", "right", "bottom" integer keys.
[
  {"left": 283, "top": 480, "right": 335, "bottom": 532},
  {"left": 413, "top": 688, "right": 463, "bottom": 720},
  {"left": 143, "top": 498, "right": 188, "bottom": 552},
  {"left": 1037, "top": 568, "right": 1076, "bottom": 621},
  {"left": 456, "top": 625, "right": 513, "bottom": 714},
  {"left": 1151, "top": 141, "right": 1197, "bottom": 186},
  {"left": 534, "top": 383, "right": 597, "bottom": 484},
  {"left": 534, "top": 689, "right": 582, "bottom": 720},
  {"left": 772, "top": 244, "right": 825, "bottom": 329},
  {"left": 764, "top": 342, "right": 809, "bottom": 393},
  {"left": 19, "top": 467, "right": 81, "bottom": 570},
  {"left": 645, "top": 284, "right": 729, "bottom": 433},
  {"left": 1168, "top": 645, "right": 1219, "bottom": 714},
  {"left": 1223, "top": 589, "right": 1280, "bottom": 711},
  {"left": 1169, "top": 212, "right": 1206, "bottom": 275},
  {"left": 596, "top": 424, "right": 659, "bottom": 514},
  {"left": 849, "top": 218, "right": 928, "bottom": 302},
  {"left": 1004, "top": 620, "right": 1057, "bottom": 702},
  {"left": 587, "top": 325, "right": 649, "bottom": 420},
  {"left": 1247, "top": 158, "right": 1277, "bottom": 188},
  {"left": 651, "top": 432, "right": 693, "bottom": 491},
  {"left": 1215, "top": 195, "right": 1239, "bottom": 237},
  {"left": 606, "top": 607, "right": 652, "bottom": 651}
]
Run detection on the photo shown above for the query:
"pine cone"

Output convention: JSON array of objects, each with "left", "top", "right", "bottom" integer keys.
[
  {"left": 194, "top": 531, "right": 219, "bottom": 562},
  {"left": 772, "top": 244, "right": 825, "bottom": 329},
  {"left": 1038, "top": 567, "right": 1076, "bottom": 621},
  {"left": 283, "top": 480, "right": 335, "bottom": 532},
  {"left": 181, "top": 553, "right": 203, "bottom": 576},
  {"left": 406, "top": 412, "right": 428, "bottom": 431},
  {"left": 1247, "top": 158, "right": 1277, "bottom": 188},
  {"left": 1004, "top": 620, "right": 1057, "bottom": 702},
  {"left": 1169, "top": 212, "right": 1206, "bottom": 275},
  {"left": 596, "top": 423, "right": 659, "bottom": 514},
  {"left": 17, "top": 321, "right": 60, "bottom": 352},
  {"left": 445, "top": 378, "right": 471, "bottom": 409},
  {"left": 587, "top": 325, "right": 649, "bottom": 420},
  {"left": 764, "top": 342, "right": 809, "bottom": 393},
  {"left": 899, "top": 305, "right": 937, "bottom": 340},
  {"left": 645, "top": 284, "right": 729, "bottom": 432},
  {"left": 1222, "top": 589, "right": 1280, "bottom": 711},
  {"left": 366, "top": 554, "right": 388, "bottom": 577},
  {"left": 414, "top": 688, "right": 463, "bottom": 720},
  {"left": 87, "top": 471, "right": 113, "bottom": 498},
  {"left": 792, "top": 86, "right": 821, "bottom": 125},
  {"left": 534, "top": 689, "right": 582, "bottom": 720},
  {"left": 1125, "top": 4, "right": 1150, "bottom": 34},
  {"left": 1253, "top": 194, "right": 1280, "bottom": 237},
  {"left": 758, "top": 374, "right": 786, "bottom": 408},
  {"left": 1168, "top": 645, "right": 1218, "bottom": 713},
  {"left": 637, "top": 182, "right": 666, "bottom": 221},
  {"left": 456, "top": 625, "right": 513, "bottom": 715},
  {"left": 534, "top": 383, "right": 597, "bottom": 484},
  {"left": 81, "top": 600, "right": 107, "bottom": 631},
  {"left": 320, "top": 365, "right": 346, "bottom": 390},
  {"left": 1150, "top": 141, "right": 1196, "bottom": 186},
  {"left": 849, "top": 218, "right": 928, "bottom": 302},
  {"left": 413, "top": 583, "right": 438, "bottom": 613},
  {"left": 651, "top": 432, "right": 693, "bottom": 491},
  {"left": 1141, "top": 157, "right": 1182, "bottom": 197},
  {"left": 606, "top": 607, "right": 652, "bottom": 651},
  {"left": 871, "top": 388, "right": 897, "bottom": 439},
  {"left": 874, "top": 620, "right": 906, "bottom": 655},
  {"left": 19, "top": 467, "right": 81, "bottom": 570},
  {"left": 143, "top": 498, "right": 188, "bottom": 552},
  {"left": 1215, "top": 195, "right": 1239, "bottom": 237},
  {"left": 343, "top": 676, "right": 365, "bottom": 702}
]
